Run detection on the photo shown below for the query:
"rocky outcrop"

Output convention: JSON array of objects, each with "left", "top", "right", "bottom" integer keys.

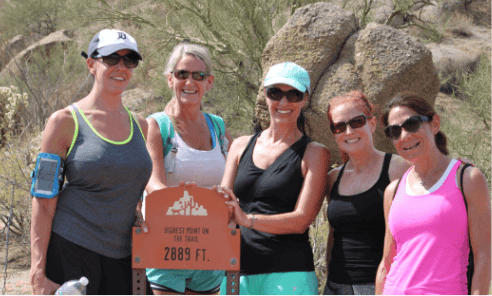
[
  {"left": 0, "top": 29, "right": 73, "bottom": 80},
  {"left": 354, "top": 23, "right": 439, "bottom": 106},
  {"left": 255, "top": 2, "right": 358, "bottom": 128},
  {"left": 256, "top": 4, "right": 441, "bottom": 165}
]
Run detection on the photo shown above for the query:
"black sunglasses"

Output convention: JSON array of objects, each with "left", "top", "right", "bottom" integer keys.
[
  {"left": 93, "top": 52, "right": 139, "bottom": 69},
  {"left": 384, "top": 115, "right": 430, "bottom": 140},
  {"left": 173, "top": 70, "right": 210, "bottom": 81},
  {"left": 265, "top": 87, "right": 305, "bottom": 103},
  {"left": 330, "top": 115, "right": 370, "bottom": 134}
]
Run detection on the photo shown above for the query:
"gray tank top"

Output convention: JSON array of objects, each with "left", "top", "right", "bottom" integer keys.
[{"left": 51, "top": 104, "right": 152, "bottom": 258}]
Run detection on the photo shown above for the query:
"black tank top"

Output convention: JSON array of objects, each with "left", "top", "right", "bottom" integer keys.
[
  {"left": 234, "top": 132, "right": 315, "bottom": 275},
  {"left": 327, "top": 153, "right": 393, "bottom": 284}
]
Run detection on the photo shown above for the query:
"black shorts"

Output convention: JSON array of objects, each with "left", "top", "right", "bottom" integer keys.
[{"left": 46, "top": 232, "right": 153, "bottom": 295}]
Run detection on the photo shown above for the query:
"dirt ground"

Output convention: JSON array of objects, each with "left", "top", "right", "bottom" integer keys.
[
  {"left": 2, "top": 225, "right": 490, "bottom": 295},
  {"left": 0, "top": 236, "right": 32, "bottom": 295}
]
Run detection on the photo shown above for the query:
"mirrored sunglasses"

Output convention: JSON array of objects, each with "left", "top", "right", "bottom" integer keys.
[
  {"left": 384, "top": 115, "right": 430, "bottom": 140},
  {"left": 173, "top": 70, "right": 210, "bottom": 81},
  {"left": 265, "top": 87, "right": 304, "bottom": 103},
  {"left": 330, "top": 115, "right": 369, "bottom": 134}
]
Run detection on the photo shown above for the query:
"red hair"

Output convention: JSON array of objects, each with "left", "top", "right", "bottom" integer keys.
[{"left": 326, "top": 90, "right": 375, "bottom": 163}]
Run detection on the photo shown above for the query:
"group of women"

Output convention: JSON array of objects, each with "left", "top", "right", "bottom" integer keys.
[{"left": 30, "top": 28, "right": 490, "bottom": 295}]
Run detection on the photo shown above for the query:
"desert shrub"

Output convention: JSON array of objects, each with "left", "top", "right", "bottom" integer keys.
[
  {"left": 0, "top": 135, "right": 38, "bottom": 242},
  {"left": 2, "top": 41, "right": 89, "bottom": 131},
  {"left": 440, "top": 54, "right": 491, "bottom": 187},
  {"left": 339, "top": 0, "right": 375, "bottom": 27},
  {"left": 0, "top": 85, "right": 29, "bottom": 145},
  {"left": 418, "top": 14, "right": 452, "bottom": 43},
  {"left": 0, "top": 0, "right": 67, "bottom": 38}
]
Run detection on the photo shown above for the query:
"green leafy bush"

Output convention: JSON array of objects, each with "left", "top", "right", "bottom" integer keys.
[{"left": 440, "top": 54, "right": 491, "bottom": 187}]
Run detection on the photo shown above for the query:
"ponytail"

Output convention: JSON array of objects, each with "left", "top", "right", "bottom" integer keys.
[{"left": 435, "top": 131, "right": 448, "bottom": 156}]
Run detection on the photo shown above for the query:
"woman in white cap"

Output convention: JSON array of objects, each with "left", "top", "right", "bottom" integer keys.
[
  {"left": 215, "top": 62, "right": 330, "bottom": 294},
  {"left": 30, "top": 29, "right": 153, "bottom": 294},
  {"left": 144, "top": 42, "right": 232, "bottom": 295}
]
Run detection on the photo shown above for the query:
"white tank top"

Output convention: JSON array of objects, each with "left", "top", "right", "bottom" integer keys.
[{"left": 165, "top": 131, "right": 226, "bottom": 188}]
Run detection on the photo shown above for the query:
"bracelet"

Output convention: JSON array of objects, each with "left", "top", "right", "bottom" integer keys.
[{"left": 248, "top": 214, "right": 257, "bottom": 230}]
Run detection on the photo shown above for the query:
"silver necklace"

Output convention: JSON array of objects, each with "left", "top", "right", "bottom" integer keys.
[{"left": 416, "top": 162, "right": 444, "bottom": 187}]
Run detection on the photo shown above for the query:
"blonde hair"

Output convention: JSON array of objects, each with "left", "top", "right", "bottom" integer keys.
[
  {"left": 164, "top": 42, "right": 212, "bottom": 133},
  {"left": 164, "top": 42, "right": 213, "bottom": 75}
]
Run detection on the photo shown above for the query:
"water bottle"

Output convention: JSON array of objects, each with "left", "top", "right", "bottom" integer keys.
[{"left": 55, "top": 277, "right": 89, "bottom": 295}]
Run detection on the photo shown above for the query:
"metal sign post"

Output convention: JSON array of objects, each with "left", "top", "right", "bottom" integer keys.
[{"left": 132, "top": 185, "right": 241, "bottom": 294}]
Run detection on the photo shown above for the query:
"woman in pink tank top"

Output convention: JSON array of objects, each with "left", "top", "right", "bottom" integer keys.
[{"left": 374, "top": 93, "right": 491, "bottom": 295}]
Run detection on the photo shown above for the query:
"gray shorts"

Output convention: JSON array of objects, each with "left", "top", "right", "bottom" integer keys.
[{"left": 323, "top": 280, "right": 375, "bottom": 295}]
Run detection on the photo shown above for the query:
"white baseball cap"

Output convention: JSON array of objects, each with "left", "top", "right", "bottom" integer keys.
[{"left": 82, "top": 29, "right": 142, "bottom": 60}]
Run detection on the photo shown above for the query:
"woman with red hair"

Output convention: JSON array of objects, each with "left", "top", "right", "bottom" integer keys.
[{"left": 323, "top": 91, "right": 410, "bottom": 295}]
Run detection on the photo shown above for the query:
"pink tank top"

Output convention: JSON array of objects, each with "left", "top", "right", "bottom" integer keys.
[{"left": 384, "top": 159, "right": 469, "bottom": 295}]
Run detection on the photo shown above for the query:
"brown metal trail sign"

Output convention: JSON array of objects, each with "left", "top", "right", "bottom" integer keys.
[{"left": 132, "top": 185, "right": 241, "bottom": 294}]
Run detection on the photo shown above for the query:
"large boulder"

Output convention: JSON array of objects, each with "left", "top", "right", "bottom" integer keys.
[
  {"left": 0, "top": 29, "right": 73, "bottom": 80},
  {"left": 256, "top": 4, "right": 441, "bottom": 165},
  {"left": 255, "top": 2, "right": 358, "bottom": 129},
  {"left": 354, "top": 23, "right": 439, "bottom": 106}
]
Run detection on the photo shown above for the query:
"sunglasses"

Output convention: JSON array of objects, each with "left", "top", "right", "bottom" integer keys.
[
  {"left": 93, "top": 52, "right": 139, "bottom": 68},
  {"left": 265, "top": 87, "right": 305, "bottom": 103},
  {"left": 330, "top": 115, "right": 369, "bottom": 134},
  {"left": 384, "top": 115, "right": 430, "bottom": 140},
  {"left": 173, "top": 70, "right": 210, "bottom": 81}
]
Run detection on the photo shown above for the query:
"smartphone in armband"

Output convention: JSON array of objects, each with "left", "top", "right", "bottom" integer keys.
[{"left": 30, "top": 153, "right": 65, "bottom": 199}]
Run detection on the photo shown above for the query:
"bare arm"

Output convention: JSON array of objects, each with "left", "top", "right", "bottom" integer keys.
[
  {"left": 387, "top": 154, "right": 412, "bottom": 182},
  {"left": 462, "top": 166, "right": 491, "bottom": 295},
  {"left": 131, "top": 115, "right": 150, "bottom": 232},
  {"left": 224, "top": 142, "right": 330, "bottom": 234},
  {"left": 136, "top": 115, "right": 149, "bottom": 141},
  {"left": 220, "top": 135, "right": 251, "bottom": 189},
  {"left": 224, "top": 127, "right": 233, "bottom": 152},
  {"left": 375, "top": 180, "right": 398, "bottom": 294},
  {"left": 30, "top": 108, "right": 74, "bottom": 295},
  {"left": 145, "top": 118, "right": 168, "bottom": 194},
  {"left": 219, "top": 136, "right": 252, "bottom": 224}
]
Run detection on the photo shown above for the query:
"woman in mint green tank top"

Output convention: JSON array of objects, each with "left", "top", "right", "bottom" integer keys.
[
  {"left": 145, "top": 42, "right": 233, "bottom": 295},
  {"left": 30, "top": 29, "right": 152, "bottom": 295}
]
